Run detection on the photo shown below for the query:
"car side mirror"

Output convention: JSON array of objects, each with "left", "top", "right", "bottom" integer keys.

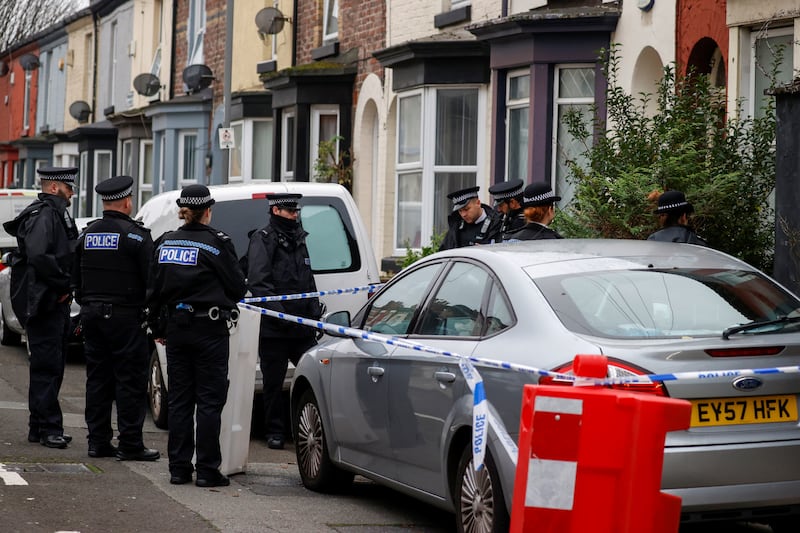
[{"left": 323, "top": 310, "right": 351, "bottom": 338}]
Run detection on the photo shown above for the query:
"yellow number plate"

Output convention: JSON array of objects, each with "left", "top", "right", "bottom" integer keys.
[{"left": 690, "top": 395, "right": 798, "bottom": 427}]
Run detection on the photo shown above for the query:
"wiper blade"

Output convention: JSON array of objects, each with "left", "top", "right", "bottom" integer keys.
[{"left": 722, "top": 315, "right": 800, "bottom": 340}]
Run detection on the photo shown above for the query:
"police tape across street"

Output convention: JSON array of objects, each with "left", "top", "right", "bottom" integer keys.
[{"left": 239, "top": 286, "right": 800, "bottom": 470}]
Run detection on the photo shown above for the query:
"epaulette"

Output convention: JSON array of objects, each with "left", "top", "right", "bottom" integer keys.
[{"left": 212, "top": 228, "right": 231, "bottom": 242}]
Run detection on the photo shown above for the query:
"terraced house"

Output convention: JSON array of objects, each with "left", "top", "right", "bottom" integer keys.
[{"left": 0, "top": 0, "right": 798, "bottom": 274}]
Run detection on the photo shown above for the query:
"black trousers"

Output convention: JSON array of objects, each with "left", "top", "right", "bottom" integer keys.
[
  {"left": 165, "top": 318, "right": 229, "bottom": 478},
  {"left": 82, "top": 303, "right": 148, "bottom": 452},
  {"left": 259, "top": 336, "right": 316, "bottom": 438},
  {"left": 26, "top": 301, "right": 70, "bottom": 438}
]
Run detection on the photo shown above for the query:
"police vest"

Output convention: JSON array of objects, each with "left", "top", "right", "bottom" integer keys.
[{"left": 80, "top": 217, "right": 147, "bottom": 305}]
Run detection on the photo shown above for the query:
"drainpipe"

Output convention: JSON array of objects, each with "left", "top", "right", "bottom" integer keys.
[{"left": 221, "top": 0, "right": 233, "bottom": 184}]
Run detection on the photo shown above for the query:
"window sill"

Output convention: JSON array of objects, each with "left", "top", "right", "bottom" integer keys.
[
  {"left": 434, "top": 5, "right": 471, "bottom": 29},
  {"left": 312, "top": 41, "right": 339, "bottom": 61}
]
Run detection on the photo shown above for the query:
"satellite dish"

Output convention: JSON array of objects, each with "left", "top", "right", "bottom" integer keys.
[
  {"left": 255, "top": 7, "right": 291, "bottom": 36},
  {"left": 69, "top": 100, "right": 92, "bottom": 123},
  {"left": 19, "top": 53, "right": 40, "bottom": 71},
  {"left": 0, "top": 60, "right": 8, "bottom": 77},
  {"left": 133, "top": 72, "right": 162, "bottom": 97},
  {"left": 182, "top": 64, "right": 214, "bottom": 93}
]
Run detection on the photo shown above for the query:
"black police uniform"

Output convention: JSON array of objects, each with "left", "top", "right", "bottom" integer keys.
[
  {"left": 2, "top": 168, "right": 78, "bottom": 448},
  {"left": 147, "top": 185, "right": 246, "bottom": 485},
  {"left": 73, "top": 175, "right": 158, "bottom": 460},
  {"left": 506, "top": 222, "right": 563, "bottom": 241},
  {"left": 246, "top": 194, "right": 321, "bottom": 449},
  {"left": 488, "top": 179, "right": 526, "bottom": 239},
  {"left": 439, "top": 206, "right": 503, "bottom": 251},
  {"left": 647, "top": 225, "right": 707, "bottom": 246}
]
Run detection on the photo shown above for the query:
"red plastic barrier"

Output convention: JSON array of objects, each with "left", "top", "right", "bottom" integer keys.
[{"left": 510, "top": 355, "right": 691, "bottom": 533}]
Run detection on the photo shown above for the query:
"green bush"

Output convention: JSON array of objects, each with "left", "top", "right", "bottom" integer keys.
[
  {"left": 401, "top": 232, "right": 445, "bottom": 269},
  {"left": 557, "top": 46, "right": 778, "bottom": 271}
]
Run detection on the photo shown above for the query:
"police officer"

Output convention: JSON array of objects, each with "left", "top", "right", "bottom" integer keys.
[
  {"left": 488, "top": 179, "right": 525, "bottom": 239},
  {"left": 2, "top": 167, "right": 78, "bottom": 449},
  {"left": 647, "top": 190, "right": 707, "bottom": 245},
  {"left": 247, "top": 193, "right": 321, "bottom": 450},
  {"left": 73, "top": 175, "right": 160, "bottom": 461},
  {"left": 439, "top": 186, "right": 503, "bottom": 251},
  {"left": 505, "top": 183, "right": 564, "bottom": 241},
  {"left": 147, "top": 184, "right": 246, "bottom": 487}
]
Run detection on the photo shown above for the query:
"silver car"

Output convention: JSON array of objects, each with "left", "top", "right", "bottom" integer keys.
[{"left": 290, "top": 239, "right": 800, "bottom": 533}]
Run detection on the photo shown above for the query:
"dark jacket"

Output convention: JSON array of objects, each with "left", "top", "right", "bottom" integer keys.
[
  {"left": 501, "top": 209, "right": 526, "bottom": 240},
  {"left": 246, "top": 214, "right": 320, "bottom": 339},
  {"left": 2, "top": 193, "right": 78, "bottom": 324},
  {"left": 647, "top": 225, "right": 707, "bottom": 246},
  {"left": 439, "top": 205, "right": 503, "bottom": 251},
  {"left": 73, "top": 210, "right": 153, "bottom": 308},
  {"left": 147, "top": 222, "right": 246, "bottom": 336},
  {"left": 505, "top": 222, "right": 563, "bottom": 241}
]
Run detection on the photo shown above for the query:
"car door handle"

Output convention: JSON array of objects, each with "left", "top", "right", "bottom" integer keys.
[
  {"left": 434, "top": 371, "right": 456, "bottom": 383},
  {"left": 367, "top": 366, "right": 385, "bottom": 377}
]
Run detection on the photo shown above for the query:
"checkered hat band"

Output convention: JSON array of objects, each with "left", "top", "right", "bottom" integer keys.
[
  {"left": 524, "top": 191, "right": 557, "bottom": 203},
  {"left": 493, "top": 190, "right": 520, "bottom": 201},
  {"left": 101, "top": 186, "right": 132, "bottom": 201},
  {"left": 452, "top": 192, "right": 478, "bottom": 204},
  {"left": 39, "top": 173, "right": 76, "bottom": 182},
  {"left": 178, "top": 194, "right": 213, "bottom": 206},
  {"left": 269, "top": 198, "right": 299, "bottom": 207},
  {"left": 659, "top": 201, "right": 689, "bottom": 211}
]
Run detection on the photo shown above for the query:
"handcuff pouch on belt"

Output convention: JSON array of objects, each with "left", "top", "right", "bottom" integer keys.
[{"left": 173, "top": 303, "right": 240, "bottom": 327}]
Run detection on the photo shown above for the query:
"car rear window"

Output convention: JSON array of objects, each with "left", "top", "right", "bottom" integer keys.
[
  {"left": 535, "top": 268, "right": 800, "bottom": 339},
  {"left": 209, "top": 195, "right": 360, "bottom": 274}
]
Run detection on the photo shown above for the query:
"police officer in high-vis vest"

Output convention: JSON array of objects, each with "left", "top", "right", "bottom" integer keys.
[
  {"left": 147, "top": 184, "right": 246, "bottom": 488},
  {"left": 73, "top": 175, "right": 160, "bottom": 461}
]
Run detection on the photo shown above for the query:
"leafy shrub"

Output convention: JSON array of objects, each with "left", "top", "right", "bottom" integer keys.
[{"left": 557, "top": 46, "right": 778, "bottom": 271}]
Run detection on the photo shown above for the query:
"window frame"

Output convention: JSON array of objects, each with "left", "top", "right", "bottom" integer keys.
[
  {"left": 178, "top": 131, "right": 199, "bottom": 185},
  {"left": 551, "top": 63, "right": 595, "bottom": 205},
  {"left": 23, "top": 70, "right": 32, "bottom": 131},
  {"left": 322, "top": 0, "right": 339, "bottom": 43},
  {"left": 93, "top": 150, "right": 114, "bottom": 216},
  {"left": 505, "top": 69, "right": 530, "bottom": 182},
  {"left": 109, "top": 20, "right": 118, "bottom": 105},
  {"left": 393, "top": 85, "right": 486, "bottom": 254},
  {"left": 139, "top": 140, "right": 153, "bottom": 208},
  {"left": 310, "top": 105, "right": 340, "bottom": 182},
  {"left": 281, "top": 111, "right": 296, "bottom": 181},
  {"left": 746, "top": 25, "right": 794, "bottom": 119},
  {"left": 188, "top": 0, "right": 206, "bottom": 66},
  {"left": 229, "top": 118, "right": 274, "bottom": 182}
]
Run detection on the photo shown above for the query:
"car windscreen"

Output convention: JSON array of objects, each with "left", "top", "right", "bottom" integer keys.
[
  {"left": 534, "top": 268, "right": 800, "bottom": 339},
  {"left": 209, "top": 196, "right": 360, "bottom": 274}
]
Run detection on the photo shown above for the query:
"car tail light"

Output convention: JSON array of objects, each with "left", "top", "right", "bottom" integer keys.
[
  {"left": 251, "top": 192, "right": 270, "bottom": 199},
  {"left": 705, "top": 346, "right": 784, "bottom": 357},
  {"left": 539, "top": 359, "right": 666, "bottom": 397}
]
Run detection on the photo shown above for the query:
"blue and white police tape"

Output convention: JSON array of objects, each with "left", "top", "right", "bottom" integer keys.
[
  {"left": 237, "top": 297, "right": 800, "bottom": 470},
  {"left": 242, "top": 284, "right": 383, "bottom": 304},
  {"left": 238, "top": 301, "right": 509, "bottom": 470}
]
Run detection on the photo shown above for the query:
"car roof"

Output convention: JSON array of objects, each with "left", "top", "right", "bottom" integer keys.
[
  {"left": 143, "top": 182, "right": 350, "bottom": 203},
  {"left": 429, "top": 239, "right": 754, "bottom": 275}
]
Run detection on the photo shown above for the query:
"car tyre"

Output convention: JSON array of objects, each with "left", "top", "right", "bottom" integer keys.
[
  {"left": 0, "top": 307, "right": 21, "bottom": 346},
  {"left": 454, "top": 446, "right": 509, "bottom": 533},
  {"left": 147, "top": 350, "right": 168, "bottom": 429},
  {"left": 293, "top": 388, "right": 353, "bottom": 493}
]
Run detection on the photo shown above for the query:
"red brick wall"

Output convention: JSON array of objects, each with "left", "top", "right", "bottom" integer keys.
[
  {"left": 341, "top": 0, "right": 386, "bottom": 94},
  {"left": 0, "top": 43, "right": 40, "bottom": 142},
  {"left": 173, "top": 0, "right": 227, "bottom": 111},
  {"left": 296, "top": 0, "right": 322, "bottom": 65},
  {"left": 676, "top": 0, "right": 728, "bottom": 76}
]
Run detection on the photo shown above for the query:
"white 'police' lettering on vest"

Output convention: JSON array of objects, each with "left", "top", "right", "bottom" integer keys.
[
  {"left": 85, "top": 233, "right": 120, "bottom": 250},
  {"left": 158, "top": 246, "right": 199, "bottom": 266}
]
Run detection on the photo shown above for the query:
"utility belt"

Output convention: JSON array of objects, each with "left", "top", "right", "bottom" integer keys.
[
  {"left": 170, "top": 303, "right": 240, "bottom": 327},
  {"left": 84, "top": 301, "right": 145, "bottom": 320}
]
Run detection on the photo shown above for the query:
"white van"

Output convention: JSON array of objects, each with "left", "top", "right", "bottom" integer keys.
[
  {"left": 135, "top": 182, "right": 380, "bottom": 428},
  {"left": 0, "top": 189, "right": 40, "bottom": 254}
]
